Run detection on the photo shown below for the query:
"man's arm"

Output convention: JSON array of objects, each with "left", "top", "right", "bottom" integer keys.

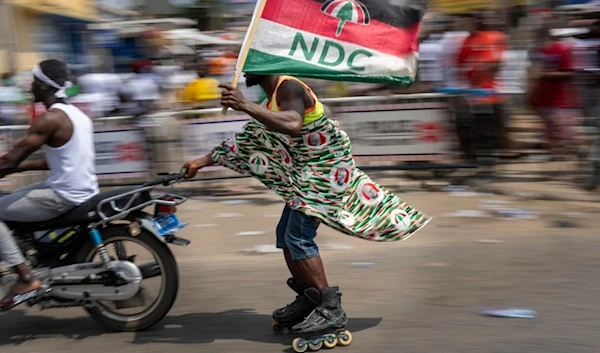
[
  {"left": 220, "top": 81, "right": 305, "bottom": 136},
  {"left": 182, "top": 153, "right": 215, "bottom": 179},
  {"left": 0, "top": 114, "right": 57, "bottom": 177},
  {"left": 183, "top": 80, "right": 307, "bottom": 179},
  {"left": 13, "top": 160, "right": 49, "bottom": 173}
]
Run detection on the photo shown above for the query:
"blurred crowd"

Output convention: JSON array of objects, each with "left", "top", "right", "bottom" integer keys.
[
  {"left": 1, "top": 4, "right": 600, "bottom": 163},
  {"left": 412, "top": 6, "right": 600, "bottom": 161},
  {"left": 0, "top": 46, "right": 268, "bottom": 125}
]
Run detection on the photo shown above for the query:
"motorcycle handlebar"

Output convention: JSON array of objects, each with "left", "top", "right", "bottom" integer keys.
[{"left": 143, "top": 168, "right": 188, "bottom": 187}]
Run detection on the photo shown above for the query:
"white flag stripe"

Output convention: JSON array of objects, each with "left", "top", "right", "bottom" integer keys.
[{"left": 250, "top": 19, "right": 417, "bottom": 77}]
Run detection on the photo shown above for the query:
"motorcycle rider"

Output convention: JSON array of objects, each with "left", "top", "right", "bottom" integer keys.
[{"left": 0, "top": 59, "right": 99, "bottom": 310}]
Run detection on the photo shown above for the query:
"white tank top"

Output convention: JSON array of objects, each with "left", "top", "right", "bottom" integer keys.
[{"left": 42, "top": 103, "right": 99, "bottom": 205}]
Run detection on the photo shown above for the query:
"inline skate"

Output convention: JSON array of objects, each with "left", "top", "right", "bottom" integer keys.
[
  {"left": 272, "top": 278, "right": 321, "bottom": 333},
  {"left": 290, "top": 286, "right": 352, "bottom": 352}
]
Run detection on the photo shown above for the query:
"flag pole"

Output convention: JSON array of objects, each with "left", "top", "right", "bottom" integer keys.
[{"left": 222, "top": 0, "right": 268, "bottom": 115}]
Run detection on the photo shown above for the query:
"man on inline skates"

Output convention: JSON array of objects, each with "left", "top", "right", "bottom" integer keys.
[
  {"left": 183, "top": 74, "right": 431, "bottom": 346},
  {"left": 0, "top": 59, "right": 98, "bottom": 310}
]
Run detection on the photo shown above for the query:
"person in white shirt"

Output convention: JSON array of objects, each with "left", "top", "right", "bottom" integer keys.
[
  {"left": 439, "top": 30, "right": 471, "bottom": 88},
  {"left": 119, "top": 64, "right": 161, "bottom": 114},
  {"left": 418, "top": 31, "right": 445, "bottom": 89},
  {"left": 68, "top": 73, "right": 121, "bottom": 118},
  {"left": 0, "top": 59, "right": 99, "bottom": 310}
]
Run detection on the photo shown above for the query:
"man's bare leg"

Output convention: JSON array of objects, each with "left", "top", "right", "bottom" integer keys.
[
  {"left": 283, "top": 248, "right": 301, "bottom": 282},
  {"left": 291, "top": 256, "right": 347, "bottom": 335},
  {"left": 283, "top": 249, "right": 328, "bottom": 290},
  {"left": 273, "top": 210, "right": 332, "bottom": 328},
  {"left": 294, "top": 256, "right": 329, "bottom": 291},
  {"left": 273, "top": 250, "right": 325, "bottom": 327}
]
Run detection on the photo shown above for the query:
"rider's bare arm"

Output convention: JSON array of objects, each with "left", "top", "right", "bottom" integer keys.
[
  {"left": 241, "top": 81, "right": 305, "bottom": 136},
  {"left": 14, "top": 160, "right": 49, "bottom": 173},
  {"left": 0, "top": 113, "right": 58, "bottom": 177}
]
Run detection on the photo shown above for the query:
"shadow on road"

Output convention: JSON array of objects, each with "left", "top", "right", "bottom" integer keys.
[
  {"left": 131, "top": 309, "right": 382, "bottom": 349},
  {"left": 0, "top": 308, "right": 382, "bottom": 350},
  {"left": 0, "top": 310, "right": 106, "bottom": 345}
]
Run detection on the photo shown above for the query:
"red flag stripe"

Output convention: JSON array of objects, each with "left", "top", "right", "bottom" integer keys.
[
  {"left": 354, "top": 2, "right": 365, "bottom": 24},
  {"left": 260, "top": 0, "right": 419, "bottom": 57},
  {"left": 323, "top": 0, "right": 346, "bottom": 15}
]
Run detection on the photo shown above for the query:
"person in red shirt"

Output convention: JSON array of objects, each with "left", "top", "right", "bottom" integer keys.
[
  {"left": 458, "top": 29, "right": 507, "bottom": 97},
  {"left": 456, "top": 11, "right": 509, "bottom": 161},
  {"left": 529, "top": 25, "right": 581, "bottom": 157}
]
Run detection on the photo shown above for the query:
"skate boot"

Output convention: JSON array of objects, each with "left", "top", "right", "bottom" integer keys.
[
  {"left": 290, "top": 286, "right": 352, "bottom": 352},
  {"left": 272, "top": 278, "right": 321, "bottom": 333}
]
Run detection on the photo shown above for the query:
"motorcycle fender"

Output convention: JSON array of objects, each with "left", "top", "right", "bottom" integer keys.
[{"left": 139, "top": 218, "right": 167, "bottom": 243}]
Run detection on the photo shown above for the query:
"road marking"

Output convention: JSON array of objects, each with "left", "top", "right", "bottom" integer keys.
[
  {"left": 235, "top": 231, "right": 265, "bottom": 236},
  {"left": 214, "top": 213, "right": 243, "bottom": 218}
]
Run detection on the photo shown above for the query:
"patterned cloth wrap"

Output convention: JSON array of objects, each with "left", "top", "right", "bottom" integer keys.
[{"left": 210, "top": 113, "right": 432, "bottom": 242}]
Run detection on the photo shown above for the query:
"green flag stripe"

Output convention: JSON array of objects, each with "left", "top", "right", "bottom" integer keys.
[{"left": 243, "top": 49, "right": 412, "bottom": 85}]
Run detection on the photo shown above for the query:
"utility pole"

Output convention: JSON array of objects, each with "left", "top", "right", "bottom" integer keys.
[{"left": 0, "top": 0, "right": 18, "bottom": 73}]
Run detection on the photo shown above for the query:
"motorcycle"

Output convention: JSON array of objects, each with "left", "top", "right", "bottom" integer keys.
[{"left": 0, "top": 170, "right": 190, "bottom": 332}]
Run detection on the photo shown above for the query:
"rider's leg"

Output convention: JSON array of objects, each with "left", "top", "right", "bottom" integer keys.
[
  {"left": 0, "top": 222, "right": 40, "bottom": 292},
  {"left": 0, "top": 183, "right": 75, "bottom": 308}
]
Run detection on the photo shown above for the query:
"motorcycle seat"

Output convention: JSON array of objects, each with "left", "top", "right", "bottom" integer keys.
[{"left": 6, "top": 187, "right": 152, "bottom": 231}]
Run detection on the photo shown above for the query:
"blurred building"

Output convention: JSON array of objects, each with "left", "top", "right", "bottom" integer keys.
[
  {"left": 0, "top": 0, "right": 98, "bottom": 73},
  {"left": 95, "top": 0, "right": 140, "bottom": 21},
  {"left": 222, "top": 0, "right": 256, "bottom": 31},
  {"left": 141, "top": 0, "right": 217, "bottom": 31},
  {"left": 87, "top": 0, "right": 142, "bottom": 72},
  {"left": 142, "top": 0, "right": 196, "bottom": 16},
  {"left": 554, "top": 0, "right": 600, "bottom": 5}
]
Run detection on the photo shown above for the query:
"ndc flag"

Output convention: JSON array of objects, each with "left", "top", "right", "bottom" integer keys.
[{"left": 239, "top": 0, "right": 428, "bottom": 85}]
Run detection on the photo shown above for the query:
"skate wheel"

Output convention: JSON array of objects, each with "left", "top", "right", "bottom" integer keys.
[
  {"left": 308, "top": 341, "right": 323, "bottom": 351},
  {"left": 272, "top": 320, "right": 285, "bottom": 333},
  {"left": 323, "top": 335, "right": 338, "bottom": 349},
  {"left": 292, "top": 338, "right": 308, "bottom": 353},
  {"left": 337, "top": 330, "right": 353, "bottom": 346}
]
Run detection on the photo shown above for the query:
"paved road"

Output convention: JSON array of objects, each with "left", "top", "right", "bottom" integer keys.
[{"left": 1, "top": 190, "right": 600, "bottom": 353}]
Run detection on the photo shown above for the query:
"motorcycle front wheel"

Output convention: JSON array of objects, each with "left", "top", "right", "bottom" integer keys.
[{"left": 75, "top": 225, "right": 180, "bottom": 332}]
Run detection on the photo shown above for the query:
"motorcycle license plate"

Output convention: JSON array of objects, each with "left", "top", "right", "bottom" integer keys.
[{"left": 152, "top": 214, "right": 188, "bottom": 236}]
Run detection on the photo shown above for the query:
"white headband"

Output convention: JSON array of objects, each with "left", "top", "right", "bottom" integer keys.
[{"left": 32, "top": 65, "right": 72, "bottom": 99}]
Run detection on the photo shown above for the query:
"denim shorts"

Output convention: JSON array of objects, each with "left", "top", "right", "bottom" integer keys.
[{"left": 276, "top": 206, "right": 320, "bottom": 260}]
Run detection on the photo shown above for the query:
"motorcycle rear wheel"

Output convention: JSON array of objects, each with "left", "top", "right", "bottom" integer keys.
[{"left": 75, "top": 226, "right": 179, "bottom": 332}]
